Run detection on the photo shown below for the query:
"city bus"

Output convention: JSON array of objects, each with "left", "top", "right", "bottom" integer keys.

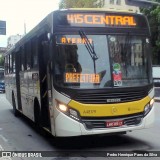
[{"left": 4, "top": 9, "right": 155, "bottom": 137}]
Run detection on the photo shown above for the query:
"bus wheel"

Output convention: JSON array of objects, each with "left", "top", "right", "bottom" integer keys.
[{"left": 12, "top": 94, "right": 19, "bottom": 117}]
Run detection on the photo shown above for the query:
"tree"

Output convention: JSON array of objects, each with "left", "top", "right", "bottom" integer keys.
[
  {"left": 141, "top": 0, "right": 160, "bottom": 64},
  {"left": 59, "top": 0, "right": 104, "bottom": 9}
]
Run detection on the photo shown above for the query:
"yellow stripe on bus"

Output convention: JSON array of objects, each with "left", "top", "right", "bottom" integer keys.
[{"left": 68, "top": 96, "right": 151, "bottom": 117}]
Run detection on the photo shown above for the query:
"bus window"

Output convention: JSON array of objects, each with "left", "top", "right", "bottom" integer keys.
[
  {"left": 7, "top": 55, "right": 10, "bottom": 73},
  {"left": 55, "top": 34, "right": 111, "bottom": 88},
  {"left": 55, "top": 34, "right": 150, "bottom": 88},
  {"left": 31, "top": 38, "right": 38, "bottom": 68},
  {"left": 21, "top": 47, "right": 26, "bottom": 71},
  {"left": 12, "top": 53, "right": 16, "bottom": 73},
  {"left": 4, "top": 55, "right": 9, "bottom": 74},
  {"left": 108, "top": 35, "right": 149, "bottom": 86}
]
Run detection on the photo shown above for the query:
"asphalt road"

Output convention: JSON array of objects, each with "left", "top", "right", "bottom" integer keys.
[{"left": 0, "top": 91, "right": 160, "bottom": 160}]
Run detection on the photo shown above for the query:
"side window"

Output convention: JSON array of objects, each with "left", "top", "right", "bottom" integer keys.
[
  {"left": 5, "top": 56, "right": 9, "bottom": 74},
  {"left": 31, "top": 38, "right": 38, "bottom": 68},
  {"left": 12, "top": 53, "right": 16, "bottom": 73},
  {"left": 8, "top": 55, "right": 10, "bottom": 73},
  {"left": 37, "top": 33, "right": 48, "bottom": 68},
  {"left": 19, "top": 48, "right": 22, "bottom": 71},
  {"left": 9, "top": 54, "right": 12, "bottom": 73},
  {"left": 21, "top": 47, "right": 26, "bottom": 71},
  {"left": 26, "top": 42, "right": 31, "bottom": 70}
]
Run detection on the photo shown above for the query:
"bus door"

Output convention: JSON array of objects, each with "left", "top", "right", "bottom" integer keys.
[{"left": 38, "top": 35, "right": 51, "bottom": 130}]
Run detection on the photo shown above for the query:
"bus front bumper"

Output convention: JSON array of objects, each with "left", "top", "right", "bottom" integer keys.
[{"left": 54, "top": 105, "right": 155, "bottom": 137}]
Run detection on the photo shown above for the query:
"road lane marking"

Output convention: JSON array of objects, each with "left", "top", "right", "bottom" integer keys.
[{"left": 0, "top": 134, "right": 8, "bottom": 142}]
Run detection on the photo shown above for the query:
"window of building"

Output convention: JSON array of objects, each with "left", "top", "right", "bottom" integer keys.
[
  {"left": 116, "top": 0, "right": 121, "bottom": 5},
  {"left": 5, "top": 56, "right": 9, "bottom": 74},
  {"left": 110, "top": 0, "right": 114, "bottom": 5}
]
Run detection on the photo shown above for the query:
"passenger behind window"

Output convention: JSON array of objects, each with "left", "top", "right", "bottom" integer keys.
[{"left": 65, "top": 45, "right": 82, "bottom": 73}]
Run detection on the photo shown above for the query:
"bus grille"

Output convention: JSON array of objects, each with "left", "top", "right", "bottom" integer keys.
[
  {"left": 82, "top": 114, "right": 143, "bottom": 129},
  {"left": 75, "top": 90, "right": 147, "bottom": 104}
]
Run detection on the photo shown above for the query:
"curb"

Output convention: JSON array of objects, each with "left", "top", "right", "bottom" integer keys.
[{"left": 155, "top": 98, "right": 160, "bottom": 102}]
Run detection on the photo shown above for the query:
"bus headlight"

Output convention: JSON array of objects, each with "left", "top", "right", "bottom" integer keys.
[
  {"left": 58, "top": 103, "right": 68, "bottom": 112},
  {"left": 56, "top": 102, "right": 81, "bottom": 121},
  {"left": 150, "top": 99, "right": 154, "bottom": 107},
  {"left": 144, "top": 99, "right": 154, "bottom": 116}
]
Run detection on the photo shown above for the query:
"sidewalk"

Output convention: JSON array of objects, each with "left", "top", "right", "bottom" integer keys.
[
  {"left": 154, "top": 87, "right": 160, "bottom": 102},
  {"left": 155, "top": 97, "right": 160, "bottom": 102}
]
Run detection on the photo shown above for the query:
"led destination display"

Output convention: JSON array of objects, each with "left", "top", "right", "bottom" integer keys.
[{"left": 56, "top": 12, "right": 147, "bottom": 28}]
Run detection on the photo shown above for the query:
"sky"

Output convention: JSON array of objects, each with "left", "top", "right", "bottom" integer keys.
[{"left": 0, "top": 0, "right": 59, "bottom": 47}]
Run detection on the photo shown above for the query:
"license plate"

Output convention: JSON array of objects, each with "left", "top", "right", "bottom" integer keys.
[{"left": 106, "top": 120, "right": 123, "bottom": 128}]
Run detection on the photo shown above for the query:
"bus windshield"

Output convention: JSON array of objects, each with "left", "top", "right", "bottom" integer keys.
[{"left": 55, "top": 34, "right": 150, "bottom": 89}]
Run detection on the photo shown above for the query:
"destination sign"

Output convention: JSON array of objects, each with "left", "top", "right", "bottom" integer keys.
[
  {"left": 56, "top": 12, "right": 147, "bottom": 28},
  {"left": 65, "top": 73, "right": 100, "bottom": 83},
  {"left": 67, "top": 14, "right": 136, "bottom": 26},
  {"left": 57, "top": 36, "right": 92, "bottom": 44}
]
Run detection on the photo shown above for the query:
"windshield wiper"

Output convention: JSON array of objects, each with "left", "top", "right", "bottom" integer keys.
[{"left": 79, "top": 30, "right": 98, "bottom": 73}]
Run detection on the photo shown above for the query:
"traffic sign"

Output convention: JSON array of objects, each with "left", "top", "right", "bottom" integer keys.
[{"left": 0, "top": 21, "right": 6, "bottom": 35}]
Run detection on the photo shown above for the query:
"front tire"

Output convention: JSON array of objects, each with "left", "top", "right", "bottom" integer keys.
[
  {"left": 34, "top": 100, "right": 41, "bottom": 129},
  {"left": 12, "top": 94, "right": 19, "bottom": 117}
]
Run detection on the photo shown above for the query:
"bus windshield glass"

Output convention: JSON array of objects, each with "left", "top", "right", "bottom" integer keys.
[{"left": 55, "top": 34, "right": 150, "bottom": 88}]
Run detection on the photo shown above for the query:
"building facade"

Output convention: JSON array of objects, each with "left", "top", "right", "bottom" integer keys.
[
  {"left": 103, "top": 0, "right": 140, "bottom": 12},
  {"left": 7, "top": 34, "right": 23, "bottom": 48}
]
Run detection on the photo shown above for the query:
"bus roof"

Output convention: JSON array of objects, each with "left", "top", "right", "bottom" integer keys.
[{"left": 63, "top": 8, "right": 140, "bottom": 14}]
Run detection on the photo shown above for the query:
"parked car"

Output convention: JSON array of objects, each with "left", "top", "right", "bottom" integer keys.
[
  {"left": 152, "top": 65, "right": 160, "bottom": 87},
  {"left": 0, "top": 79, "right": 5, "bottom": 93},
  {"left": 0, "top": 67, "right": 5, "bottom": 93}
]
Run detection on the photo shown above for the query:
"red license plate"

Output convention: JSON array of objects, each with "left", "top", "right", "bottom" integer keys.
[{"left": 106, "top": 120, "right": 123, "bottom": 128}]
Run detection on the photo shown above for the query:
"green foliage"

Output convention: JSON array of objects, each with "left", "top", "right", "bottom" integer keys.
[
  {"left": 141, "top": 2, "right": 160, "bottom": 65},
  {"left": 59, "top": 0, "right": 104, "bottom": 9}
]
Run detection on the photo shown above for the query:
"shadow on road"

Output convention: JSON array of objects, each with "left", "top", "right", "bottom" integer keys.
[
  {"left": 8, "top": 108, "right": 153, "bottom": 153},
  {"left": 155, "top": 87, "right": 160, "bottom": 97},
  {"left": 48, "top": 134, "right": 151, "bottom": 150}
]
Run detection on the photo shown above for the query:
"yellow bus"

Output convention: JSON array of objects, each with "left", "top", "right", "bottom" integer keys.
[{"left": 4, "top": 9, "right": 155, "bottom": 137}]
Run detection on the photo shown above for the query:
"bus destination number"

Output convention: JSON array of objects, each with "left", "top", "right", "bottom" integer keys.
[{"left": 67, "top": 14, "right": 137, "bottom": 27}]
